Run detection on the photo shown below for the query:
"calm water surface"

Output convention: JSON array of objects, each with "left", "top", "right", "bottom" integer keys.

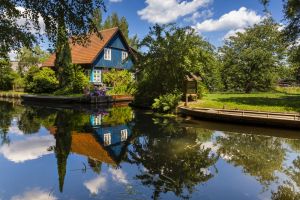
[{"left": 0, "top": 100, "right": 300, "bottom": 200}]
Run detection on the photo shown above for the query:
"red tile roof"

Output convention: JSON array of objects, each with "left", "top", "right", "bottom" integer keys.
[{"left": 42, "top": 27, "right": 120, "bottom": 67}]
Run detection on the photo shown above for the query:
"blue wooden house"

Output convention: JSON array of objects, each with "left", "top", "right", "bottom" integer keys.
[{"left": 43, "top": 27, "right": 135, "bottom": 84}]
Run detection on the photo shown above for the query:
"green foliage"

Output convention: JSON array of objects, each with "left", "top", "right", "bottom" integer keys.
[
  {"left": 72, "top": 65, "right": 90, "bottom": 93},
  {"left": 24, "top": 66, "right": 40, "bottom": 92},
  {"left": 17, "top": 46, "right": 49, "bottom": 76},
  {"left": 96, "top": 12, "right": 139, "bottom": 48},
  {"left": 0, "top": 59, "right": 17, "bottom": 91},
  {"left": 220, "top": 18, "right": 287, "bottom": 93},
  {"left": 30, "top": 68, "right": 59, "bottom": 93},
  {"left": 103, "top": 69, "right": 135, "bottom": 95},
  {"left": 135, "top": 24, "right": 221, "bottom": 106},
  {"left": 152, "top": 93, "right": 182, "bottom": 113},
  {"left": 1, "top": 0, "right": 105, "bottom": 58}
]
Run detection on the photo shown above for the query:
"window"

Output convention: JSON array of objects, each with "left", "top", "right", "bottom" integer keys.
[
  {"left": 122, "top": 51, "right": 128, "bottom": 61},
  {"left": 104, "top": 48, "right": 111, "bottom": 60},
  {"left": 93, "top": 115, "right": 102, "bottom": 126},
  {"left": 93, "top": 69, "right": 101, "bottom": 83},
  {"left": 120, "top": 129, "right": 128, "bottom": 142},
  {"left": 104, "top": 133, "right": 111, "bottom": 146}
]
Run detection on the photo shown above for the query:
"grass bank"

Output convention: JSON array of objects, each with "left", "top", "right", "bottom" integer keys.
[{"left": 188, "top": 91, "right": 300, "bottom": 113}]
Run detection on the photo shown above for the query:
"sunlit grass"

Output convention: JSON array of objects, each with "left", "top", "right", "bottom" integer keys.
[{"left": 188, "top": 92, "right": 300, "bottom": 113}]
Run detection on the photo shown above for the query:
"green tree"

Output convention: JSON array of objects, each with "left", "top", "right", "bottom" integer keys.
[
  {"left": 220, "top": 19, "right": 287, "bottom": 93},
  {"left": 30, "top": 67, "right": 59, "bottom": 94},
  {"left": 99, "top": 12, "right": 139, "bottom": 49},
  {"left": 0, "top": 59, "right": 18, "bottom": 91},
  {"left": 24, "top": 65, "right": 40, "bottom": 92},
  {"left": 134, "top": 24, "right": 221, "bottom": 106},
  {"left": 17, "top": 46, "right": 49, "bottom": 76},
  {"left": 92, "top": 8, "right": 103, "bottom": 31},
  {"left": 1, "top": 0, "right": 105, "bottom": 59},
  {"left": 261, "top": 0, "right": 300, "bottom": 81},
  {"left": 103, "top": 69, "right": 135, "bottom": 95}
]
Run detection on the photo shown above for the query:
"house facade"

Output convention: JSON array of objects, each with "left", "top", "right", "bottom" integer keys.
[{"left": 42, "top": 27, "right": 135, "bottom": 84}]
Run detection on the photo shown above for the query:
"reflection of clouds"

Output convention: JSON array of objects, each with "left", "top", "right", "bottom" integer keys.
[
  {"left": 11, "top": 188, "right": 57, "bottom": 200},
  {"left": 0, "top": 135, "right": 55, "bottom": 163},
  {"left": 84, "top": 175, "right": 107, "bottom": 195},
  {"left": 109, "top": 168, "right": 129, "bottom": 184},
  {"left": 201, "top": 141, "right": 232, "bottom": 160},
  {"left": 8, "top": 126, "right": 24, "bottom": 136}
]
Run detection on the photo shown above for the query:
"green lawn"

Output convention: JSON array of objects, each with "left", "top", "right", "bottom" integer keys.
[{"left": 189, "top": 92, "right": 300, "bottom": 113}]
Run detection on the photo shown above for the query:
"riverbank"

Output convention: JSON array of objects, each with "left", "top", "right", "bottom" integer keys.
[
  {"left": 0, "top": 91, "right": 133, "bottom": 104},
  {"left": 188, "top": 92, "right": 300, "bottom": 113}
]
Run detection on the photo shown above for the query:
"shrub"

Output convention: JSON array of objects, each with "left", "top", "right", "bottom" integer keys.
[
  {"left": 0, "top": 59, "right": 16, "bottom": 91},
  {"left": 24, "top": 66, "right": 40, "bottom": 92},
  {"left": 31, "top": 68, "right": 59, "bottom": 93},
  {"left": 103, "top": 69, "right": 135, "bottom": 95},
  {"left": 152, "top": 92, "right": 182, "bottom": 113},
  {"left": 72, "top": 65, "right": 89, "bottom": 93}
]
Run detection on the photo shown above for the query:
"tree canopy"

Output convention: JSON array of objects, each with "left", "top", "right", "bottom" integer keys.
[
  {"left": 1, "top": 0, "right": 105, "bottom": 59},
  {"left": 220, "top": 19, "right": 287, "bottom": 93},
  {"left": 134, "top": 24, "right": 222, "bottom": 106}
]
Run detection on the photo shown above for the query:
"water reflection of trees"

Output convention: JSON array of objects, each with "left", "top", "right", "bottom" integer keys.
[
  {"left": 216, "top": 133, "right": 286, "bottom": 186},
  {"left": 129, "top": 114, "right": 217, "bottom": 199},
  {"left": 0, "top": 101, "right": 15, "bottom": 144}
]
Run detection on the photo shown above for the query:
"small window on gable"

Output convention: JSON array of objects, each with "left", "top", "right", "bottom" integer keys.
[
  {"left": 122, "top": 51, "right": 128, "bottom": 61},
  {"left": 104, "top": 48, "right": 111, "bottom": 60}
]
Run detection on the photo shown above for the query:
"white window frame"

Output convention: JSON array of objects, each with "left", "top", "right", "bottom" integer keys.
[
  {"left": 122, "top": 51, "right": 128, "bottom": 61},
  {"left": 104, "top": 133, "right": 111, "bottom": 146},
  {"left": 93, "top": 115, "right": 102, "bottom": 126},
  {"left": 93, "top": 69, "right": 101, "bottom": 83},
  {"left": 120, "top": 129, "right": 128, "bottom": 142},
  {"left": 104, "top": 48, "right": 111, "bottom": 61}
]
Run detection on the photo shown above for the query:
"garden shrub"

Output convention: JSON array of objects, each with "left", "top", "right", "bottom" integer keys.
[
  {"left": 0, "top": 59, "right": 17, "bottom": 91},
  {"left": 103, "top": 69, "right": 135, "bottom": 95},
  {"left": 72, "top": 64, "right": 90, "bottom": 93},
  {"left": 152, "top": 92, "right": 182, "bottom": 113},
  {"left": 24, "top": 66, "right": 40, "bottom": 92},
  {"left": 31, "top": 68, "right": 59, "bottom": 93}
]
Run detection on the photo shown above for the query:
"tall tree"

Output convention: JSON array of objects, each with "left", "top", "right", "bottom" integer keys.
[
  {"left": 17, "top": 46, "right": 49, "bottom": 76},
  {"left": 134, "top": 24, "right": 222, "bottom": 106},
  {"left": 220, "top": 18, "right": 287, "bottom": 93},
  {"left": 92, "top": 8, "right": 103, "bottom": 31},
  {"left": 261, "top": 0, "right": 300, "bottom": 81}
]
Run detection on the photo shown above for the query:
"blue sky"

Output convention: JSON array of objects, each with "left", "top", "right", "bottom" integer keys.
[{"left": 104, "top": 0, "right": 284, "bottom": 47}]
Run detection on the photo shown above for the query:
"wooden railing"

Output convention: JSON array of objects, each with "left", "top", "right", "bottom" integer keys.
[{"left": 189, "top": 108, "right": 300, "bottom": 121}]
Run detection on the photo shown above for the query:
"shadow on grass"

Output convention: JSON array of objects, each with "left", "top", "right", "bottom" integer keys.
[{"left": 216, "top": 94, "right": 300, "bottom": 112}]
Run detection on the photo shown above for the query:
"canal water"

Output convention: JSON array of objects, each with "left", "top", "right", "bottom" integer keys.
[{"left": 0, "top": 100, "right": 299, "bottom": 200}]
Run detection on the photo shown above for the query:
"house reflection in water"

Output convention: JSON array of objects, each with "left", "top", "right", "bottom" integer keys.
[
  {"left": 71, "top": 123, "right": 132, "bottom": 166},
  {"left": 49, "top": 106, "right": 134, "bottom": 192}
]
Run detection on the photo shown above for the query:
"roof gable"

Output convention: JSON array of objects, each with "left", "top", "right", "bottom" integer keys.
[{"left": 43, "top": 27, "right": 123, "bottom": 67}]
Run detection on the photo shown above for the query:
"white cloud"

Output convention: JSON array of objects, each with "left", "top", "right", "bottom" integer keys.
[
  {"left": 0, "top": 135, "right": 55, "bottom": 163},
  {"left": 11, "top": 188, "right": 57, "bottom": 200},
  {"left": 109, "top": 0, "right": 122, "bottom": 2},
  {"left": 109, "top": 168, "right": 128, "bottom": 184},
  {"left": 84, "top": 175, "right": 107, "bottom": 195},
  {"left": 138, "top": 0, "right": 212, "bottom": 24},
  {"left": 194, "top": 7, "right": 263, "bottom": 32},
  {"left": 184, "top": 9, "right": 213, "bottom": 23},
  {"left": 223, "top": 28, "right": 246, "bottom": 40}
]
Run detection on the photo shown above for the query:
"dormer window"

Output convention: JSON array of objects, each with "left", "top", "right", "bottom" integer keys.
[
  {"left": 104, "top": 48, "right": 111, "bottom": 60},
  {"left": 122, "top": 51, "right": 128, "bottom": 61}
]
